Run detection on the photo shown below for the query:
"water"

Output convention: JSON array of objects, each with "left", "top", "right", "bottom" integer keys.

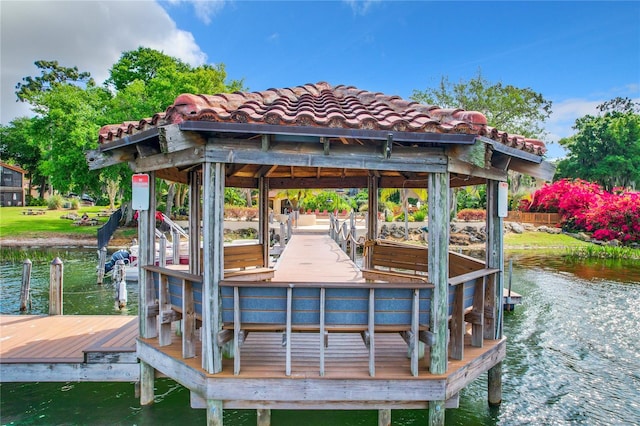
[{"left": 1, "top": 250, "right": 639, "bottom": 425}]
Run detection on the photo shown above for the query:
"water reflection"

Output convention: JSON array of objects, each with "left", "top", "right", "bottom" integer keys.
[{"left": 1, "top": 248, "right": 639, "bottom": 425}]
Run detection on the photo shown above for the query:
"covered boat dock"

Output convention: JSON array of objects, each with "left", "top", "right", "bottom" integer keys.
[{"left": 87, "top": 82, "right": 554, "bottom": 425}]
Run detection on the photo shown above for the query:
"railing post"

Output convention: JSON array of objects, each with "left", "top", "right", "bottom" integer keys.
[
  {"left": 341, "top": 222, "right": 348, "bottom": 253},
  {"left": 159, "top": 234, "right": 167, "bottom": 267},
  {"left": 287, "top": 215, "right": 293, "bottom": 241},
  {"left": 49, "top": 257, "right": 63, "bottom": 315},
  {"left": 20, "top": 259, "right": 32, "bottom": 312},
  {"left": 349, "top": 212, "right": 357, "bottom": 262},
  {"left": 279, "top": 221, "right": 286, "bottom": 245},
  {"left": 172, "top": 229, "right": 180, "bottom": 265},
  {"left": 97, "top": 247, "right": 107, "bottom": 285}
]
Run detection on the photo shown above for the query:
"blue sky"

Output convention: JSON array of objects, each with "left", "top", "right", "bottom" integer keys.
[{"left": 2, "top": 1, "right": 639, "bottom": 159}]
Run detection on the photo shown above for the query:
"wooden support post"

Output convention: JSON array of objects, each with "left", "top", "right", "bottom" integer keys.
[
  {"left": 139, "top": 361, "right": 155, "bottom": 406},
  {"left": 428, "top": 400, "right": 445, "bottom": 426},
  {"left": 96, "top": 247, "right": 107, "bottom": 285},
  {"left": 488, "top": 362, "right": 503, "bottom": 406},
  {"left": 486, "top": 179, "right": 505, "bottom": 406},
  {"left": 427, "top": 172, "right": 449, "bottom": 374},
  {"left": 139, "top": 171, "right": 157, "bottom": 338},
  {"left": 378, "top": 408, "right": 391, "bottom": 426},
  {"left": 257, "top": 408, "right": 271, "bottom": 426},
  {"left": 189, "top": 169, "right": 201, "bottom": 275},
  {"left": 259, "top": 177, "right": 270, "bottom": 267},
  {"left": 202, "top": 162, "right": 225, "bottom": 374},
  {"left": 366, "top": 175, "right": 378, "bottom": 269},
  {"left": 49, "top": 257, "right": 63, "bottom": 315},
  {"left": 207, "top": 400, "right": 223, "bottom": 426},
  {"left": 427, "top": 171, "right": 449, "bottom": 425},
  {"left": 20, "top": 259, "right": 32, "bottom": 312}
]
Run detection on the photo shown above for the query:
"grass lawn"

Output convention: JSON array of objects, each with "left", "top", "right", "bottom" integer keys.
[
  {"left": 0, "top": 206, "right": 113, "bottom": 239},
  {"left": 504, "top": 231, "right": 590, "bottom": 249}
]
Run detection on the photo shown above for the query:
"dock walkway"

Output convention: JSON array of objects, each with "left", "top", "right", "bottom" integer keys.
[
  {"left": 0, "top": 315, "right": 138, "bottom": 382},
  {"left": 274, "top": 233, "right": 362, "bottom": 282}
]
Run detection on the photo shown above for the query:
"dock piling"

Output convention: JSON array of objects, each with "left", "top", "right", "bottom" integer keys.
[
  {"left": 20, "top": 259, "right": 32, "bottom": 312},
  {"left": 49, "top": 257, "right": 63, "bottom": 315},
  {"left": 97, "top": 247, "right": 107, "bottom": 285}
]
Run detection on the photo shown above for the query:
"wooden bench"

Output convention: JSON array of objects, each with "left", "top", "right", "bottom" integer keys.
[
  {"left": 219, "top": 280, "right": 434, "bottom": 377},
  {"left": 361, "top": 240, "right": 429, "bottom": 283},
  {"left": 361, "top": 240, "right": 498, "bottom": 360},
  {"left": 222, "top": 244, "right": 274, "bottom": 281}
]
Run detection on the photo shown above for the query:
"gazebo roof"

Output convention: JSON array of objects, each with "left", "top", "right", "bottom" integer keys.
[{"left": 98, "top": 82, "right": 546, "bottom": 156}]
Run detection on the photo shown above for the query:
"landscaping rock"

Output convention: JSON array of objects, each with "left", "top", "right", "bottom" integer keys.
[{"left": 509, "top": 222, "right": 525, "bottom": 234}]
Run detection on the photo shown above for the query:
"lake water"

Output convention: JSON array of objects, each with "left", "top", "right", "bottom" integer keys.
[{"left": 1, "top": 249, "right": 639, "bottom": 425}]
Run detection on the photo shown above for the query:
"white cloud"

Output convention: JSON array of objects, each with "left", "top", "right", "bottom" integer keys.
[
  {"left": 166, "top": 0, "right": 227, "bottom": 25},
  {"left": 0, "top": 0, "right": 207, "bottom": 125},
  {"left": 343, "top": 0, "right": 381, "bottom": 15}
]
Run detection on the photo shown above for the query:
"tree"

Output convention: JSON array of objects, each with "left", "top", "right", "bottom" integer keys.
[
  {"left": 12, "top": 61, "right": 109, "bottom": 197},
  {"left": 0, "top": 118, "right": 44, "bottom": 198},
  {"left": 411, "top": 69, "right": 552, "bottom": 139},
  {"left": 555, "top": 97, "right": 640, "bottom": 190}
]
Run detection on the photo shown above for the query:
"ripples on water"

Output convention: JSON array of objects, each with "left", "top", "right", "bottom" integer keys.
[{"left": 1, "top": 250, "right": 639, "bottom": 425}]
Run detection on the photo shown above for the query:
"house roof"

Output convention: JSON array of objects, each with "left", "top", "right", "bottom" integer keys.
[
  {"left": 0, "top": 161, "right": 27, "bottom": 174},
  {"left": 97, "top": 82, "right": 546, "bottom": 156}
]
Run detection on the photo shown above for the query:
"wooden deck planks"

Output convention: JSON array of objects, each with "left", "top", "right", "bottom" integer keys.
[
  {"left": 274, "top": 234, "right": 363, "bottom": 282},
  {"left": 141, "top": 332, "right": 504, "bottom": 382},
  {"left": 0, "top": 315, "right": 137, "bottom": 363}
]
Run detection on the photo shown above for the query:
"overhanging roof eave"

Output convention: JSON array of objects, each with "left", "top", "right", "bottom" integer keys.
[
  {"left": 477, "top": 136, "right": 543, "bottom": 163},
  {"left": 179, "top": 121, "right": 477, "bottom": 145}
]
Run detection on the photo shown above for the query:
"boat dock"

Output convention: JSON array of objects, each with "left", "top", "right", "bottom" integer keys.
[{"left": 0, "top": 315, "right": 138, "bottom": 382}]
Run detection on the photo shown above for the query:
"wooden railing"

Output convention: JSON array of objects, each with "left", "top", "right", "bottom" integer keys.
[
  {"left": 506, "top": 211, "right": 561, "bottom": 226},
  {"left": 144, "top": 260, "right": 499, "bottom": 377}
]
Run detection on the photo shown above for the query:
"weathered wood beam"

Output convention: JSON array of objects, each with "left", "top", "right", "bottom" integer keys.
[
  {"left": 156, "top": 167, "right": 188, "bottom": 184},
  {"left": 447, "top": 158, "right": 507, "bottom": 182},
  {"left": 0, "top": 363, "right": 139, "bottom": 382},
  {"left": 204, "top": 139, "right": 447, "bottom": 173},
  {"left": 85, "top": 149, "right": 135, "bottom": 170},
  {"left": 158, "top": 124, "right": 206, "bottom": 154},
  {"left": 253, "top": 165, "right": 275, "bottom": 178},
  {"left": 131, "top": 146, "right": 205, "bottom": 173},
  {"left": 509, "top": 158, "right": 556, "bottom": 181}
]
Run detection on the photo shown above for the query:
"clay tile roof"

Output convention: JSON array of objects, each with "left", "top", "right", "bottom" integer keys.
[{"left": 98, "top": 82, "right": 546, "bottom": 156}]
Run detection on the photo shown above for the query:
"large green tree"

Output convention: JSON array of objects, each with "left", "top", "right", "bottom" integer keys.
[
  {"left": 12, "top": 61, "right": 109, "bottom": 196},
  {"left": 411, "top": 69, "right": 552, "bottom": 139},
  {"left": 555, "top": 97, "right": 640, "bottom": 190}
]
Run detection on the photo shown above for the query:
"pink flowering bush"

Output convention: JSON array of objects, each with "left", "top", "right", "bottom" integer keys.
[{"left": 525, "top": 179, "right": 640, "bottom": 243}]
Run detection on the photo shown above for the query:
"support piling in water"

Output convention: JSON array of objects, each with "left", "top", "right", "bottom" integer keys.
[
  {"left": 49, "top": 257, "right": 63, "bottom": 315},
  {"left": 97, "top": 247, "right": 107, "bottom": 285},
  {"left": 20, "top": 259, "right": 32, "bottom": 312}
]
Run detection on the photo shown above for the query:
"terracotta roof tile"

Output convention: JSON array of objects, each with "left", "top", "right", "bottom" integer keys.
[{"left": 98, "top": 82, "right": 546, "bottom": 155}]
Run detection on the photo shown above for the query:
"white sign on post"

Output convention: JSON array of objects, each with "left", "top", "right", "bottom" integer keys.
[
  {"left": 498, "top": 181, "right": 508, "bottom": 218},
  {"left": 132, "top": 174, "right": 150, "bottom": 211}
]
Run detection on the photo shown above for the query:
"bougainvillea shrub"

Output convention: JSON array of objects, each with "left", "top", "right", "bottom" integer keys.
[{"left": 525, "top": 179, "right": 640, "bottom": 243}]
